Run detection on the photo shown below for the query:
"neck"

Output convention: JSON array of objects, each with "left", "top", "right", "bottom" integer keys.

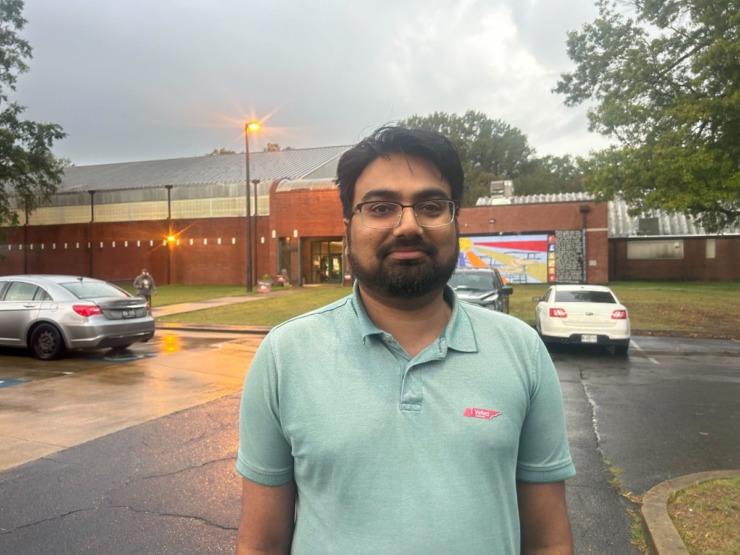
[{"left": 357, "top": 285, "right": 451, "bottom": 357}]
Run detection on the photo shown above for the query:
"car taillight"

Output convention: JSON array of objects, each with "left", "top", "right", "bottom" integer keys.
[
  {"left": 549, "top": 308, "right": 568, "bottom": 318},
  {"left": 73, "top": 305, "right": 103, "bottom": 317},
  {"left": 611, "top": 309, "right": 628, "bottom": 320}
]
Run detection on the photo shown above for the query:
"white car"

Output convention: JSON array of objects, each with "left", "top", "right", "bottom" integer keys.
[{"left": 533, "top": 284, "right": 630, "bottom": 354}]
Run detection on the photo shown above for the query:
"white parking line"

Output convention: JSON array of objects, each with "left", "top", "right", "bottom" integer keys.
[{"left": 631, "top": 339, "right": 660, "bottom": 365}]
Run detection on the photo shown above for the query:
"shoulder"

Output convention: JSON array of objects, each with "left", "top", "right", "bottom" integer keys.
[
  {"left": 457, "top": 301, "right": 539, "bottom": 343},
  {"left": 266, "top": 293, "right": 355, "bottom": 342}
]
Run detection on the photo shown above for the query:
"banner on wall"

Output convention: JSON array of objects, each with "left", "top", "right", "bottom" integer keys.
[{"left": 458, "top": 234, "right": 557, "bottom": 284}]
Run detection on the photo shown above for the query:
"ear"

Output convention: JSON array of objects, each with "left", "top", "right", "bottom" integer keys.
[{"left": 343, "top": 218, "right": 351, "bottom": 240}]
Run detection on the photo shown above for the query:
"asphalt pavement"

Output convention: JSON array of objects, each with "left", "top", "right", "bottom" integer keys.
[{"left": 0, "top": 298, "right": 737, "bottom": 554}]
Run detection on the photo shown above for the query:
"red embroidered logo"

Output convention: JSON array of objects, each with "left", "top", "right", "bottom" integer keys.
[{"left": 463, "top": 407, "right": 502, "bottom": 420}]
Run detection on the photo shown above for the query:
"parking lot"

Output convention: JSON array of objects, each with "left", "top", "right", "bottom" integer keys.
[
  {"left": 0, "top": 331, "right": 738, "bottom": 553},
  {"left": 0, "top": 330, "right": 265, "bottom": 471}
]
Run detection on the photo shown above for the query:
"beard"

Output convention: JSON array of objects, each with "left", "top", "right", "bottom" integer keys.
[{"left": 347, "top": 233, "right": 459, "bottom": 299}]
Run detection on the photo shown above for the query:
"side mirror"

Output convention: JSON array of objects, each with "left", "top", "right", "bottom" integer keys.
[
  {"left": 502, "top": 286, "right": 513, "bottom": 296},
  {"left": 532, "top": 296, "right": 542, "bottom": 302}
]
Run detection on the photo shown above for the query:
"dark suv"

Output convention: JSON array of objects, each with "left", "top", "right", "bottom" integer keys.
[{"left": 448, "top": 267, "right": 513, "bottom": 313}]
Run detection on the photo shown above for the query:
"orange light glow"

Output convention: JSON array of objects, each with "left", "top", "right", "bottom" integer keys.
[
  {"left": 167, "top": 235, "right": 176, "bottom": 243},
  {"left": 246, "top": 121, "right": 261, "bottom": 132}
]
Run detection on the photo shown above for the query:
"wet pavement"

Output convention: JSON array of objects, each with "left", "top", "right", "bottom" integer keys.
[
  {"left": 0, "top": 330, "right": 265, "bottom": 472},
  {"left": 0, "top": 302, "right": 738, "bottom": 554}
]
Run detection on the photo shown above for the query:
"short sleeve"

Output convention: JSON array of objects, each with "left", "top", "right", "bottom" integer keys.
[
  {"left": 236, "top": 335, "right": 294, "bottom": 485},
  {"left": 516, "top": 338, "right": 576, "bottom": 483}
]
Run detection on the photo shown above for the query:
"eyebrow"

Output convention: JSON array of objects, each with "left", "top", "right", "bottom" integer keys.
[{"left": 358, "top": 187, "right": 451, "bottom": 203}]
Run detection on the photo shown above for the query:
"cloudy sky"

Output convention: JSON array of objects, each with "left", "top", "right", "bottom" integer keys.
[{"left": 15, "top": 0, "right": 611, "bottom": 166}]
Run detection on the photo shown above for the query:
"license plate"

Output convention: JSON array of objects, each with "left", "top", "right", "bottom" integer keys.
[
  {"left": 122, "top": 309, "right": 136, "bottom": 318},
  {"left": 581, "top": 334, "right": 597, "bottom": 343}
]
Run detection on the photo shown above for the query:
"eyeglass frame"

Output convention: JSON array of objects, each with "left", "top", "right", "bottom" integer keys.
[{"left": 351, "top": 199, "right": 457, "bottom": 229}]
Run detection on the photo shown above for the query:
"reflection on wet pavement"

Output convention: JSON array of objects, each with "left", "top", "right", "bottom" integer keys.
[
  {"left": 0, "top": 330, "right": 255, "bottom": 384},
  {"left": 0, "top": 330, "right": 265, "bottom": 471}
]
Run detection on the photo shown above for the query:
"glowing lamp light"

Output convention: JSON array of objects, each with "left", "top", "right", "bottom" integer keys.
[{"left": 246, "top": 122, "right": 261, "bottom": 132}]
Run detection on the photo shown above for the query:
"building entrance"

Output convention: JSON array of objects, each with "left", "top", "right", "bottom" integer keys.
[{"left": 310, "top": 239, "right": 343, "bottom": 284}]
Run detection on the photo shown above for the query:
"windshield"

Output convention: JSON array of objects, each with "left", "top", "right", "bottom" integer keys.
[
  {"left": 449, "top": 272, "right": 494, "bottom": 291},
  {"left": 61, "top": 280, "right": 131, "bottom": 300}
]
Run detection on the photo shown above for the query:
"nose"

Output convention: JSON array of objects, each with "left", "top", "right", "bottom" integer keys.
[{"left": 393, "top": 205, "right": 423, "bottom": 235}]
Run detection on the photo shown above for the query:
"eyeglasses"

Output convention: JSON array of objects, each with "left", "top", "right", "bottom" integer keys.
[{"left": 353, "top": 199, "right": 456, "bottom": 229}]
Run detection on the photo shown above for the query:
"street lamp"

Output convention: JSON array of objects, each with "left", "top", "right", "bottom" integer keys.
[{"left": 245, "top": 121, "right": 261, "bottom": 292}]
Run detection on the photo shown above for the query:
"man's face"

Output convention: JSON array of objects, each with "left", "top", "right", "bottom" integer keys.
[{"left": 344, "top": 153, "right": 459, "bottom": 300}]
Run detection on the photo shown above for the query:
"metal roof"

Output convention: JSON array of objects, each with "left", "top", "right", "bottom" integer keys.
[
  {"left": 476, "top": 193, "right": 739, "bottom": 237},
  {"left": 58, "top": 146, "right": 351, "bottom": 192}
]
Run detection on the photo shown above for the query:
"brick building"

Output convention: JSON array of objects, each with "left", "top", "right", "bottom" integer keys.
[{"left": 2, "top": 149, "right": 737, "bottom": 285}]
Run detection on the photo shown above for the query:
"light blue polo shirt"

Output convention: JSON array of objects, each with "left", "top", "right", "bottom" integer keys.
[{"left": 237, "top": 283, "right": 575, "bottom": 554}]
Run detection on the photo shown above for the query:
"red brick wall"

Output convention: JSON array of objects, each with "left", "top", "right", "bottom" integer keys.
[
  {"left": 609, "top": 237, "right": 740, "bottom": 281},
  {"left": 6, "top": 190, "right": 735, "bottom": 283}
]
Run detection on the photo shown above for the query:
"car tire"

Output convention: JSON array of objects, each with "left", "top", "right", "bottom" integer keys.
[{"left": 30, "top": 324, "right": 65, "bottom": 360}]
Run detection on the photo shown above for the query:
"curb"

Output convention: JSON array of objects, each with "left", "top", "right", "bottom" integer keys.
[
  {"left": 641, "top": 470, "right": 740, "bottom": 555},
  {"left": 155, "top": 322, "right": 270, "bottom": 335}
]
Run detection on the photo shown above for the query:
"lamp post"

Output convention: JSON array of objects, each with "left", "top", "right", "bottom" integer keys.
[
  {"left": 252, "top": 178, "right": 260, "bottom": 282},
  {"left": 245, "top": 121, "right": 260, "bottom": 292},
  {"left": 165, "top": 185, "right": 173, "bottom": 285}
]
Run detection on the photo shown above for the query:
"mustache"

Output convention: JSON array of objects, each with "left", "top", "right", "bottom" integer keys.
[{"left": 376, "top": 237, "right": 438, "bottom": 258}]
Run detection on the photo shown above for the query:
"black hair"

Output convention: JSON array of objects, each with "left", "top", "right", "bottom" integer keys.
[{"left": 335, "top": 126, "right": 464, "bottom": 219}]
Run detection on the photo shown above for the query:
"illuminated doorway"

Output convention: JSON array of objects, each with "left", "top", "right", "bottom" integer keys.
[{"left": 310, "top": 239, "right": 343, "bottom": 284}]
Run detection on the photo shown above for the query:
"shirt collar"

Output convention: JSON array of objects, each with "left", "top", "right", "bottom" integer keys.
[{"left": 349, "top": 281, "right": 479, "bottom": 353}]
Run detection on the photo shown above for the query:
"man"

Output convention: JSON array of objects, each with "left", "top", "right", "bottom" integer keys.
[
  {"left": 133, "top": 268, "right": 156, "bottom": 306},
  {"left": 236, "top": 126, "right": 575, "bottom": 554}
]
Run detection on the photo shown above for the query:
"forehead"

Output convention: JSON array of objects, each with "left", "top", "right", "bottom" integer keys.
[{"left": 353, "top": 153, "right": 450, "bottom": 203}]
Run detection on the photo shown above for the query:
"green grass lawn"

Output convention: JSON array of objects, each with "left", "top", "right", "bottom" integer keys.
[{"left": 150, "top": 281, "right": 740, "bottom": 337}]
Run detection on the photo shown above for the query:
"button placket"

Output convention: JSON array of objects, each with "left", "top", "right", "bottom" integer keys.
[{"left": 398, "top": 338, "right": 448, "bottom": 412}]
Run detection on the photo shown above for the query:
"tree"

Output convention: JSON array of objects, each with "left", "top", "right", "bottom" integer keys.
[
  {"left": 515, "top": 155, "right": 585, "bottom": 196},
  {"left": 0, "top": 0, "right": 66, "bottom": 238},
  {"left": 208, "top": 148, "right": 237, "bottom": 156},
  {"left": 399, "top": 111, "right": 534, "bottom": 206},
  {"left": 555, "top": 0, "right": 739, "bottom": 232}
]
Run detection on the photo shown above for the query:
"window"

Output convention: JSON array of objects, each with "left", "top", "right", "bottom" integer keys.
[
  {"left": 3, "top": 282, "right": 45, "bottom": 302},
  {"left": 554, "top": 290, "right": 616, "bottom": 304},
  {"left": 706, "top": 239, "right": 716, "bottom": 259},
  {"left": 627, "top": 240, "right": 684, "bottom": 260}
]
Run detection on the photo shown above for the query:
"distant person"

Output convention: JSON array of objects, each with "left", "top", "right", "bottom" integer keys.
[
  {"left": 277, "top": 268, "right": 290, "bottom": 287},
  {"left": 133, "top": 269, "right": 157, "bottom": 306},
  {"left": 235, "top": 126, "right": 575, "bottom": 553}
]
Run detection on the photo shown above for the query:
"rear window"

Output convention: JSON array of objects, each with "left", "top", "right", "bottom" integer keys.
[
  {"left": 61, "top": 281, "right": 131, "bottom": 300},
  {"left": 555, "top": 290, "right": 617, "bottom": 304}
]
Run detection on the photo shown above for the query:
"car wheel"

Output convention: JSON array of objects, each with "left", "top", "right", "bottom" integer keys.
[{"left": 30, "top": 324, "right": 65, "bottom": 360}]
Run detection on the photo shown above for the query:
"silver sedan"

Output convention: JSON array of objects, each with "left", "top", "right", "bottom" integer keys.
[{"left": 0, "top": 275, "right": 155, "bottom": 360}]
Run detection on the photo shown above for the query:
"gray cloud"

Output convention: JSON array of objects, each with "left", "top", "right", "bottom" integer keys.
[{"left": 15, "top": 0, "right": 610, "bottom": 165}]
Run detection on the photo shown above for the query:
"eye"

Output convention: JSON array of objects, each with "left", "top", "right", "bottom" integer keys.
[
  {"left": 365, "top": 202, "right": 398, "bottom": 216},
  {"left": 415, "top": 200, "right": 446, "bottom": 215}
]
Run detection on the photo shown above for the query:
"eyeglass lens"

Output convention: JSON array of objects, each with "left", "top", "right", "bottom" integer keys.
[{"left": 357, "top": 200, "right": 455, "bottom": 229}]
